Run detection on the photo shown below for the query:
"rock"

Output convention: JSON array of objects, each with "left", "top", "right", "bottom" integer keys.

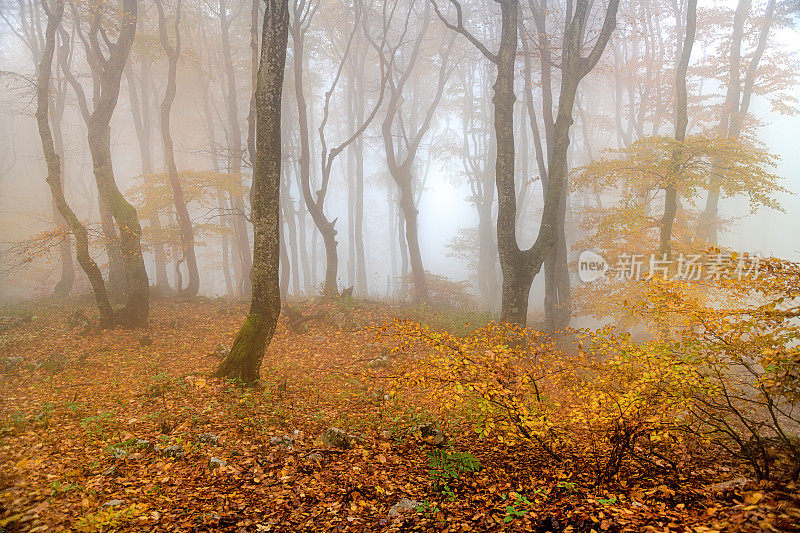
[
  {"left": 270, "top": 434, "right": 294, "bottom": 450},
  {"left": 135, "top": 439, "right": 151, "bottom": 449},
  {"left": 1, "top": 356, "right": 26, "bottom": 373},
  {"left": 389, "top": 498, "right": 421, "bottom": 516},
  {"left": 209, "top": 457, "right": 227, "bottom": 469},
  {"left": 709, "top": 477, "right": 753, "bottom": 492},
  {"left": 328, "top": 311, "right": 356, "bottom": 331},
  {"left": 162, "top": 445, "right": 185, "bottom": 458},
  {"left": 112, "top": 448, "right": 129, "bottom": 460},
  {"left": 103, "top": 499, "right": 124, "bottom": 508},
  {"left": 313, "top": 427, "right": 354, "bottom": 449},
  {"left": 412, "top": 422, "right": 445, "bottom": 446},
  {"left": 139, "top": 334, "right": 153, "bottom": 347},
  {"left": 197, "top": 433, "right": 220, "bottom": 445},
  {"left": 67, "top": 310, "right": 89, "bottom": 329},
  {"left": 0, "top": 315, "right": 31, "bottom": 332}
]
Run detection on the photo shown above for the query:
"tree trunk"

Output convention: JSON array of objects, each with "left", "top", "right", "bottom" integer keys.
[
  {"left": 290, "top": 17, "right": 340, "bottom": 298},
  {"left": 660, "top": 0, "right": 697, "bottom": 258},
  {"left": 37, "top": 0, "right": 114, "bottom": 327},
  {"left": 398, "top": 206, "right": 409, "bottom": 300},
  {"left": 50, "top": 75, "right": 74, "bottom": 297},
  {"left": 698, "top": 0, "right": 774, "bottom": 245},
  {"left": 219, "top": 0, "right": 253, "bottom": 297},
  {"left": 199, "top": 72, "right": 234, "bottom": 297},
  {"left": 127, "top": 58, "right": 170, "bottom": 291},
  {"left": 215, "top": 0, "right": 288, "bottom": 384},
  {"left": 156, "top": 0, "right": 199, "bottom": 297},
  {"left": 89, "top": 2, "right": 148, "bottom": 327},
  {"left": 279, "top": 208, "right": 290, "bottom": 299},
  {"left": 60, "top": 0, "right": 148, "bottom": 325},
  {"left": 99, "top": 195, "right": 127, "bottom": 300},
  {"left": 388, "top": 188, "right": 398, "bottom": 298},
  {"left": 398, "top": 184, "right": 427, "bottom": 303}
]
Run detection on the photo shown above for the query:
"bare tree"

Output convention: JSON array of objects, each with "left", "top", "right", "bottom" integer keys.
[
  {"left": 698, "top": 0, "right": 777, "bottom": 244},
  {"left": 291, "top": 0, "right": 389, "bottom": 297},
  {"left": 218, "top": 0, "right": 253, "bottom": 297},
  {"left": 379, "top": 0, "right": 456, "bottom": 303},
  {"left": 125, "top": 43, "right": 171, "bottom": 292}
]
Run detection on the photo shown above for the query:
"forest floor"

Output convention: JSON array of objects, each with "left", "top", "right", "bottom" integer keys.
[{"left": 0, "top": 297, "right": 798, "bottom": 532}]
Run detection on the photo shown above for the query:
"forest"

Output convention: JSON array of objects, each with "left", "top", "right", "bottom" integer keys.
[{"left": 0, "top": 0, "right": 799, "bottom": 530}]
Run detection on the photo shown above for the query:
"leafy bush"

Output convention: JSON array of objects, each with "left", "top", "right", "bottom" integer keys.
[
  {"left": 382, "top": 256, "right": 800, "bottom": 483},
  {"left": 382, "top": 320, "right": 701, "bottom": 486}
]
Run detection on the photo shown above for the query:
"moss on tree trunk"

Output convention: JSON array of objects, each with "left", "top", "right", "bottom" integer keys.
[{"left": 214, "top": 0, "right": 289, "bottom": 384}]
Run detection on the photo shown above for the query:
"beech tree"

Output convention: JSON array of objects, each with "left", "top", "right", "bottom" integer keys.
[
  {"left": 659, "top": 0, "right": 697, "bottom": 258},
  {"left": 155, "top": 0, "right": 199, "bottom": 297},
  {"left": 36, "top": 0, "right": 114, "bottom": 327},
  {"left": 379, "top": 0, "right": 455, "bottom": 304},
  {"left": 214, "top": 0, "right": 289, "bottom": 383},
  {"left": 698, "top": 0, "right": 778, "bottom": 244},
  {"left": 61, "top": 0, "right": 150, "bottom": 327},
  {"left": 433, "top": 0, "right": 620, "bottom": 326}
]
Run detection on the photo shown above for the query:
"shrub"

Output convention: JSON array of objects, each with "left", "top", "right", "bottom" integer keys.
[{"left": 426, "top": 448, "right": 480, "bottom": 500}]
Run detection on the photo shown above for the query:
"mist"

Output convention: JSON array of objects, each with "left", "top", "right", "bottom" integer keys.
[{"left": 1, "top": 0, "right": 800, "bottom": 530}]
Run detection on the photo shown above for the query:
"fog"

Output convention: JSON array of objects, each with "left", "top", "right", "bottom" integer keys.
[{"left": 0, "top": 0, "right": 798, "bottom": 321}]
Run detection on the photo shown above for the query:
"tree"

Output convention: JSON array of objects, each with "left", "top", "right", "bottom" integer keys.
[
  {"left": 379, "top": 0, "right": 456, "bottom": 304},
  {"left": 291, "top": 0, "right": 388, "bottom": 297},
  {"left": 659, "top": 0, "right": 697, "bottom": 259},
  {"left": 217, "top": 0, "right": 253, "bottom": 297},
  {"left": 36, "top": 0, "right": 114, "bottom": 327},
  {"left": 214, "top": 0, "right": 289, "bottom": 383},
  {"left": 2, "top": 0, "right": 76, "bottom": 298},
  {"left": 697, "top": 0, "right": 778, "bottom": 244},
  {"left": 155, "top": 0, "right": 200, "bottom": 297},
  {"left": 125, "top": 23, "right": 171, "bottom": 292},
  {"left": 61, "top": 0, "right": 150, "bottom": 327},
  {"left": 432, "top": 0, "right": 620, "bottom": 326}
]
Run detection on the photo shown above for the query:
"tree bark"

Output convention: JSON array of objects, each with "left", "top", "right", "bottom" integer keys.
[
  {"left": 659, "top": 0, "right": 697, "bottom": 259},
  {"left": 379, "top": 4, "right": 454, "bottom": 303},
  {"left": 126, "top": 59, "right": 170, "bottom": 292},
  {"left": 219, "top": 0, "right": 253, "bottom": 297},
  {"left": 65, "top": 0, "right": 149, "bottom": 327},
  {"left": 434, "top": 0, "right": 619, "bottom": 326},
  {"left": 698, "top": 0, "right": 775, "bottom": 244},
  {"left": 199, "top": 74, "right": 235, "bottom": 297},
  {"left": 49, "top": 41, "right": 74, "bottom": 298},
  {"left": 37, "top": 0, "right": 114, "bottom": 327},
  {"left": 156, "top": 0, "right": 199, "bottom": 297},
  {"left": 215, "top": 0, "right": 288, "bottom": 384}
]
